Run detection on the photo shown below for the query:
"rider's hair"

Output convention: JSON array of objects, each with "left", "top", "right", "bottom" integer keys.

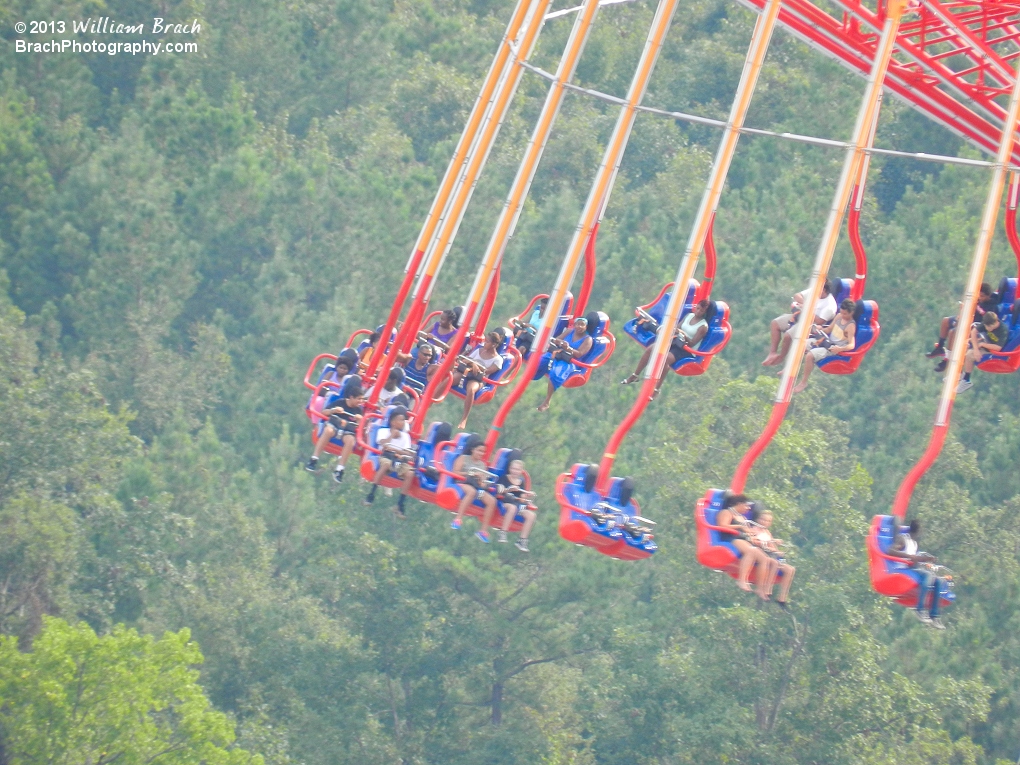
[
  {"left": 722, "top": 493, "right": 750, "bottom": 509},
  {"left": 908, "top": 519, "right": 921, "bottom": 535}
]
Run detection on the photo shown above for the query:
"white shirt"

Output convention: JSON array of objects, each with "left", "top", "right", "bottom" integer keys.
[
  {"left": 678, "top": 313, "right": 708, "bottom": 349},
  {"left": 902, "top": 537, "right": 918, "bottom": 556},
  {"left": 815, "top": 293, "right": 837, "bottom": 323},
  {"left": 468, "top": 347, "right": 503, "bottom": 375},
  {"left": 378, "top": 386, "right": 402, "bottom": 406},
  {"left": 378, "top": 426, "right": 412, "bottom": 451}
]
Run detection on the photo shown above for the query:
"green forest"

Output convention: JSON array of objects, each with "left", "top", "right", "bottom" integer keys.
[{"left": 2, "top": 0, "right": 1020, "bottom": 762}]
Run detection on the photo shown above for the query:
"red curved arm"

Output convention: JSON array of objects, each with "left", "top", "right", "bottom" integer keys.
[
  {"left": 511, "top": 294, "right": 551, "bottom": 326},
  {"left": 308, "top": 381, "right": 342, "bottom": 422},
  {"left": 554, "top": 472, "right": 591, "bottom": 516},
  {"left": 419, "top": 311, "right": 442, "bottom": 332},
  {"left": 304, "top": 353, "right": 338, "bottom": 390},
  {"left": 400, "top": 385, "right": 421, "bottom": 409},
  {"left": 345, "top": 328, "right": 372, "bottom": 349},
  {"left": 570, "top": 332, "right": 616, "bottom": 369},
  {"left": 356, "top": 412, "right": 384, "bottom": 455},
  {"left": 684, "top": 326, "right": 732, "bottom": 358},
  {"left": 1006, "top": 173, "right": 1020, "bottom": 277},
  {"left": 636, "top": 283, "right": 674, "bottom": 316},
  {"left": 430, "top": 373, "right": 455, "bottom": 404},
  {"left": 484, "top": 347, "right": 523, "bottom": 387}
]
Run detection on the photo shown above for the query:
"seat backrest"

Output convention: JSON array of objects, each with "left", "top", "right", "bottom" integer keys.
[
  {"left": 697, "top": 302, "right": 730, "bottom": 352},
  {"left": 586, "top": 311, "right": 609, "bottom": 338},
  {"left": 834, "top": 278, "right": 855, "bottom": 304},
  {"left": 876, "top": 514, "right": 897, "bottom": 553},
  {"left": 1003, "top": 323, "right": 1020, "bottom": 352},
  {"left": 490, "top": 448, "right": 513, "bottom": 481},
  {"left": 998, "top": 276, "right": 1017, "bottom": 311},
  {"left": 854, "top": 301, "right": 877, "bottom": 347},
  {"left": 495, "top": 328, "right": 513, "bottom": 354},
  {"left": 417, "top": 421, "right": 453, "bottom": 471}
]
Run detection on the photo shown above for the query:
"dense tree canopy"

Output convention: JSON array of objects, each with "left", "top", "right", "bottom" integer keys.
[{"left": 1, "top": 0, "right": 1019, "bottom": 763}]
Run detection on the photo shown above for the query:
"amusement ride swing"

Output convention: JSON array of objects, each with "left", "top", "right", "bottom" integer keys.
[
  {"left": 302, "top": 0, "right": 1020, "bottom": 600},
  {"left": 868, "top": 70, "right": 1020, "bottom": 617},
  {"left": 697, "top": 0, "right": 905, "bottom": 579},
  {"left": 553, "top": 0, "right": 786, "bottom": 560}
]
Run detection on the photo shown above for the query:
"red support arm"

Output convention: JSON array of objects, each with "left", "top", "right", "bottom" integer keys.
[
  {"left": 475, "top": 267, "right": 501, "bottom": 336},
  {"left": 1007, "top": 173, "right": 1020, "bottom": 278},
  {"left": 693, "top": 217, "right": 716, "bottom": 304},
  {"left": 574, "top": 224, "right": 599, "bottom": 317},
  {"left": 730, "top": 401, "right": 790, "bottom": 494},
  {"left": 594, "top": 375, "right": 657, "bottom": 495},
  {"left": 890, "top": 423, "right": 950, "bottom": 521},
  {"left": 848, "top": 183, "right": 868, "bottom": 301},
  {"left": 365, "top": 247, "right": 426, "bottom": 380}
]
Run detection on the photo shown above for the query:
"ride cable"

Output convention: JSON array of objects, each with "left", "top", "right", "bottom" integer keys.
[
  {"left": 728, "top": 0, "right": 907, "bottom": 495},
  {"left": 410, "top": 0, "right": 603, "bottom": 438},
  {"left": 367, "top": 0, "right": 553, "bottom": 406},
  {"left": 889, "top": 66, "right": 1020, "bottom": 522},
  {"left": 483, "top": 0, "right": 682, "bottom": 455}
]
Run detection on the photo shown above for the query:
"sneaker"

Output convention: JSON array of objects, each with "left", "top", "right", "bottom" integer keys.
[
  {"left": 930, "top": 617, "right": 946, "bottom": 630},
  {"left": 497, "top": 530, "right": 508, "bottom": 543},
  {"left": 305, "top": 457, "right": 319, "bottom": 473},
  {"left": 384, "top": 487, "right": 393, "bottom": 497},
  {"left": 925, "top": 344, "right": 946, "bottom": 358},
  {"left": 956, "top": 379, "right": 974, "bottom": 394},
  {"left": 333, "top": 465, "right": 345, "bottom": 484},
  {"left": 394, "top": 505, "right": 406, "bottom": 519},
  {"left": 451, "top": 518, "right": 462, "bottom": 530},
  {"left": 514, "top": 538, "right": 529, "bottom": 552},
  {"left": 475, "top": 530, "right": 490, "bottom": 544},
  {"left": 914, "top": 610, "right": 932, "bottom": 624},
  {"left": 933, "top": 359, "right": 947, "bottom": 373}
]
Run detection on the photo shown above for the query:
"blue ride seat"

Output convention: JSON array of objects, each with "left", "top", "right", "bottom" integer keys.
[
  {"left": 434, "top": 434, "right": 496, "bottom": 514},
  {"left": 556, "top": 465, "right": 654, "bottom": 559},
  {"left": 833, "top": 278, "right": 854, "bottom": 305},
  {"left": 816, "top": 300, "right": 880, "bottom": 375},
  {"left": 997, "top": 276, "right": 1017, "bottom": 318},
  {"left": 488, "top": 448, "right": 529, "bottom": 531},
  {"left": 623, "top": 280, "right": 698, "bottom": 347},
  {"left": 413, "top": 421, "right": 453, "bottom": 497},
  {"left": 512, "top": 293, "right": 573, "bottom": 361},
  {"left": 672, "top": 301, "right": 731, "bottom": 375},
  {"left": 537, "top": 311, "right": 614, "bottom": 388},
  {"left": 450, "top": 328, "right": 518, "bottom": 404}
]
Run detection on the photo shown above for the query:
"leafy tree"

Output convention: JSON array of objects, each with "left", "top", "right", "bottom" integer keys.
[{"left": 0, "top": 617, "right": 261, "bottom": 764}]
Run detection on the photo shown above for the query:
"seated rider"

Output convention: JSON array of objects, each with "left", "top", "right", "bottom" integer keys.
[
  {"left": 359, "top": 330, "right": 382, "bottom": 364},
  {"left": 513, "top": 297, "right": 548, "bottom": 356},
  {"left": 716, "top": 493, "right": 773, "bottom": 599},
  {"left": 537, "top": 315, "right": 593, "bottom": 412},
  {"left": 450, "top": 435, "right": 499, "bottom": 542},
  {"left": 428, "top": 307, "right": 462, "bottom": 348},
  {"left": 749, "top": 508, "right": 795, "bottom": 608},
  {"left": 621, "top": 299, "right": 711, "bottom": 395},
  {"left": 887, "top": 519, "right": 947, "bottom": 629},
  {"left": 397, "top": 341, "right": 439, "bottom": 391},
  {"left": 763, "top": 280, "right": 837, "bottom": 367},
  {"left": 305, "top": 383, "right": 366, "bottom": 484},
  {"left": 377, "top": 367, "right": 408, "bottom": 407},
  {"left": 927, "top": 281, "right": 998, "bottom": 371},
  {"left": 364, "top": 406, "right": 415, "bottom": 517},
  {"left": 956, "top": 309, "right": 1010, "bottom": 393},
  {"left": 494, "top": 454, "right": 536, "bottom": 552},
  {"left": 792, "top": 298, "right": 857, "bottom": 393},
  {"left": 450, "top": 329, "right": 505, "bottom": 429}
]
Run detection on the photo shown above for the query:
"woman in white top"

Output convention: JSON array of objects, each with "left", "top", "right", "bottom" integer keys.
[
  {"left": 621, "top": 300, "right": 711, "bottom": 396},
  {"left": 450, "top": 330, "right": 504, "bottom": 429},
  {"left": 364, "top": 407, "right": 416, "bottom": 515}
]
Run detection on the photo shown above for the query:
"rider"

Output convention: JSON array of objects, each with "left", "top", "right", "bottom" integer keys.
[
  {"left": 306, "top": 383, "right": 365, "bottom": 483},
  {"left": 450, "top": 435, "right": 498, "bottom": 542},
  {"left": 926, "top": 281, "right": 999, "bottom": 371},
  {"left": 364, "top": 406, "right": 415, "bottom": 516},
  {"left": 717, "top": 494, "right": 773, "bottom": 599},
  {"left": 450, "top": 330, "right": 504, "bottom": 429},
  {"left": 792, "top": 298, "right": 857, "bottom": 393},
  {"left": 398, "top": 341, "right": 438, "bottom": 392},
  {"left": 622, "top": 299, "right": 711, "bottom": 394},
  {"left": 763, "top": 280, "right": 837, "bottom": 367},
  {"left": 428, "top": 307, "right": 462, "bottom": 347},
  {"left": 514, "top": 297, "right": 548, "bottom": 356},
  {"left": 956, "top": 309, "right": 1010, "bottom": 393},
  {"left": 377, "top": 367, "right": 408, "bottom": 407},
  {"left": 887, "top": 519, "right": 947, "bottom": 629},
  {"left": 537, "top": 314, "right": 593, "bottom": 412},
  {"left": 494, "top": 453, "right": 537, "bottom": 552},
  {"left": 749, "top": 508, "right": 795, "bottom": 608}
]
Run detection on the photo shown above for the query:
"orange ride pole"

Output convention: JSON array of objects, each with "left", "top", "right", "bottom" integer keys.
[
  {"left": 889, "top": 65, "right": 1020, "bottom": 521},
  {"left": 484, "top": 0, "right": 682, "bottom": 456},
  {"left": 412, "top": 0, "right": 602, "bottom": 438},
  {"left": 366, "top": 0, "right": 539, "bottom": 383},
  {"left": 592, "top": 0, "right": 783, "bottom": 495},
  {"left": 730, "top": 0, "right": 908, "bottom": 494},
  {"left": 368, "top": 0, "right": 552, "bottom": 406}
]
